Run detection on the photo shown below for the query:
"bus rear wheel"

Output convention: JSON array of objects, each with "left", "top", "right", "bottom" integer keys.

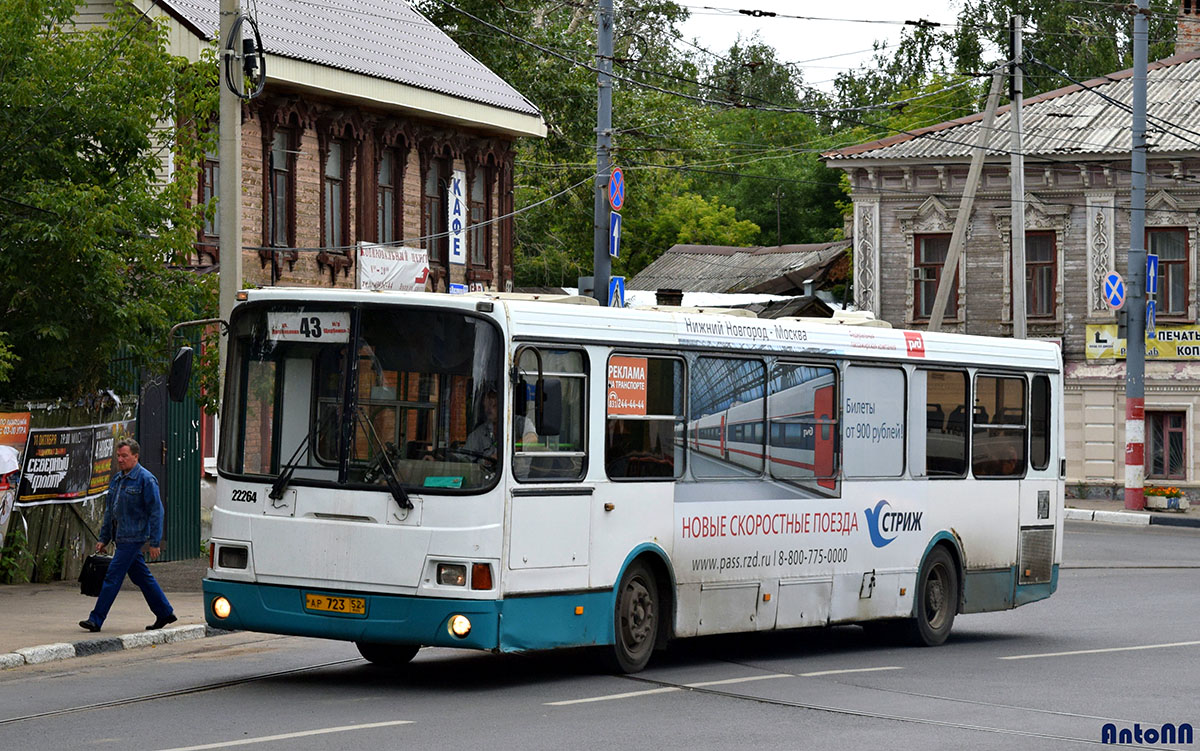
[
  {"left": 355, "top": 642, "right": 420, "bottom": 668},
  {"left": 908, "top": 546, "right": 958, "bottom": 646},
  {"left": 610, "top": 561, "right": 659, "bottom": 673}
]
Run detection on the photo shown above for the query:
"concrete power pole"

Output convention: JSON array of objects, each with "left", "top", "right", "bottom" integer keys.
[
  {"left": 927, "top": 70, "right": 1005, "bottom": 333},
  {"left": 217, "top": 0, "right": 244, "bottom": 396},
  {"left": 591, "top": 0, "right": 614, "bottom": 306},
  {"left": 1125, "top": 0, "right": 1149, "bottom": 510},
  {"left": 1010, "top": 15, "right": 1026, "bottom": 339}
]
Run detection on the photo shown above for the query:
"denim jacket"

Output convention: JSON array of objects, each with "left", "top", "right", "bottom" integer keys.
[{"left": 100, "top": 463, "right": 164, "bottom": 546}]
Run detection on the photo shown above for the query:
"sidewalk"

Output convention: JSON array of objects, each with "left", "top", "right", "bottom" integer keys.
[
  {"left": 0, "top": 557, "right": 222, "bottom": 669},
  {"left": 1065, "top": 496, "right": 1200, "bottom": 528}
]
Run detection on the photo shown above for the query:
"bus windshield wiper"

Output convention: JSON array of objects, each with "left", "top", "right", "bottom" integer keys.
[
  {"left": 355, "top": 407, "right": 413, "bottom": 510},
  {"left": 269, "top": 431, "right": 310, "bottom": 502}
]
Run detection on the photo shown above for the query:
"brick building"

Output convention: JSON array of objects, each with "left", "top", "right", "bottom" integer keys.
[
  {"left": 78, "top": 0, "right": 545, "bottom": 292},
  {"left": 823, "top": 9, "right": 1200, "bottom": 498}
]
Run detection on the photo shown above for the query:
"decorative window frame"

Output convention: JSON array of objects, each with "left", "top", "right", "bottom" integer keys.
[
  {"left": 419, "top": 137, "right": 459, "bottom": 291},
  {"left": 992, "top": 193, "right": 1071, "bottom": 335},
  {"left": 853, "top": 201, "right": 879, "bottom": 318},
  {"left": 1143, "top": 190, "right": 1198, "bottom": 322},
  {"left": 257, "top": 99, "right": 314, "bottom": 277},
  {"left": 196, "top": 148, "right": 219, "bottom": 266},
  {"left": 1085, "top": 192, "right": 1116, "bottom": 320},
  {"left": 374, "top": 121, "right": 411, "bottom": 246},
  {"left": 897, "top": 196, "right": 969, "bottom": 329},
  {"left": 316, "top": 111, "right": 362, "bottom": 284},
  {"left": 465, "top": 154, "right": 496, "bottom": 284}
]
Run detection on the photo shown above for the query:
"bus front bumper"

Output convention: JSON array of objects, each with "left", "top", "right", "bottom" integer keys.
[{"left": 203, "top": 579, "right": 613, "bottom": 653}]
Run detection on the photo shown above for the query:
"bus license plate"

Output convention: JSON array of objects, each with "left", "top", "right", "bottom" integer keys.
[{"left": 304, "top": 593, "right": 366, "bottom": 615}]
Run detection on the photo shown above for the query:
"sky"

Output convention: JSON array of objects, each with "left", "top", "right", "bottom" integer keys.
[{"left": 676, "top": 0, "right": 965, "bottom": 91}]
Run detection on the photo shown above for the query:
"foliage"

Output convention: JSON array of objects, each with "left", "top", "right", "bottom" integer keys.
[
  {"left": 34, "top": 545, "right": 65, "bottom": 583},
  {"left": 619, "top": 192, "right": 758, "bottom": 277},
  {"left": 0, "top": 524, "right": 34, "bottom": 584},
  {"left": 952, "top": 0, "right": 1178, "bottom": 98},
  {"left": 0, "top": 0, "right": 218, "bottom": 401}
]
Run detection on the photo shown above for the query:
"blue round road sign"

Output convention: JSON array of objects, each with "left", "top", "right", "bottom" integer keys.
[
  {"left": 1103, "top": 271, "right": 1125, "bottom": 310},
  {"left": 608, "top": 167, "right": 625, "bottom": 211}
]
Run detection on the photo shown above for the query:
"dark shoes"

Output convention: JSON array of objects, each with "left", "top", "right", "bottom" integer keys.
[
  {"left": 146, "top": 613, "right": 178, "bottom": 631},
  {"left": 79, "top": 620, "right": 100, "bottom": 633}
]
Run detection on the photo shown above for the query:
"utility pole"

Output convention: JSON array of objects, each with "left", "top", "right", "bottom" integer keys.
[
  {"left": 1010, "top": 15, "right": 1027, "bottom": 339},
  {"left": 927, "top": 69, "right": 1004, "bottom": 332},
  {"left": 1125, "top": 0, "right": 1149, "bottom": 510},
  {"left": 218, "top": 0, "right": 244, "bottom": 395},
  {"left": 591, "top": 0, "right": 613, "bottom": 305}
]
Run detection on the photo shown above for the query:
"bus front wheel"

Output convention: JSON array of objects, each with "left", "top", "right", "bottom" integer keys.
[
  {"left": 909, "top": 546, "right": 958, "bottom": 646},
  {"left": 610, "top": 561, "right": 659, "bottom": 673},
  {"left": 356, "top": 641, "right": 419, "bottom": 668}
]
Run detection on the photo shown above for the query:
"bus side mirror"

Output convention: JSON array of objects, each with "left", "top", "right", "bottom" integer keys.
[
  {"left": 535, "top": 378, "right": 562, "bottom": 436},
  {"left": 167, "top": 346, "right": 194, "bottom": 402}
]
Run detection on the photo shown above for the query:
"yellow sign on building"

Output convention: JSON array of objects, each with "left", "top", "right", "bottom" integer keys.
[{"left": 1085, "top": 324, "right": 1200, "bottom": 360}]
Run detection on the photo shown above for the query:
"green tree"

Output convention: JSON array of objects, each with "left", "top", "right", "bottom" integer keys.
[
  {"left": 0, "top": 0, "right": 217, "bottom": 400},
  {"left": 629, "top": 192, "right": 758, "bottom": 273},
  {"left": 953, "top": 0, "right": 1178, "bottom": 97}
]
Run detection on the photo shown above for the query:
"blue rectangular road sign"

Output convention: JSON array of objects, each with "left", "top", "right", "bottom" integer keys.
[
  {"left": 609, "top": 211, "right": 622, "bottom": 258},
  {"left": 1147, "top": 298, "right": 1156, "bottom": 337},
  {"left": 1146, "top": 253, "right": 1159, "bottom": 296},
  {"left": 608, "top": 276, "right": 625, "bottom": 308}
]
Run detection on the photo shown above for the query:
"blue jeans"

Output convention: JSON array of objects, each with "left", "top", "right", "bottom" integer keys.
[{"left": 88, "top": 542, "right": 173, "bottom": 627}]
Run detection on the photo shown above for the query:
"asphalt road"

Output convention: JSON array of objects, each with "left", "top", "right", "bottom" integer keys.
[{"left": 2, "top": 521, "right": 1197, "bottom": 751}]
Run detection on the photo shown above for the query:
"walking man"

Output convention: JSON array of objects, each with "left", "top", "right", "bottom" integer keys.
[{"left": 79, "top": 439, "right": 176, "bottom": 632}]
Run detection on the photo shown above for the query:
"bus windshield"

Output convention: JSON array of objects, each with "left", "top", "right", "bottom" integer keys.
[{"left": 219, "top": 304, "right": 503, "bottom": 493}]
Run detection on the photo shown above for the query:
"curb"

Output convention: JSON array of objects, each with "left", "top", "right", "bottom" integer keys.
[
  {"left": 1066, "top": 507, "right": 1200, "bottom": 528},
  {"left": 1, "top": 624, "right": 233, "bottom": 670}
]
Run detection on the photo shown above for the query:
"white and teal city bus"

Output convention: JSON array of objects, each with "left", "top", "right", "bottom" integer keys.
[{"left": 195, "top": 288, "right": 1063, "bottom": 672}]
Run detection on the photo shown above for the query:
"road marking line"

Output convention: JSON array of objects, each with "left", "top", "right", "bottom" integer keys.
[
  {"left": 1001, "top": 640, "right": 1200, "bottom": 661},
  {"left": 686, "top": 673, "right": 793, "bottom": 687},
  {"left": 546, "top": 687, "right": 681, "bottom": 705},
  {"left": 154, "top": 720, "right": 414, "bottom": 751},
  {"left": 548, "top": 667, "right": 903, "bottom": 706},
  {"left": 799, "top": 666, "right": 904, "bottom": 677}
]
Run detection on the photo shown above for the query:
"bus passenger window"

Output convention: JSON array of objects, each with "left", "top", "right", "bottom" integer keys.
[
  {"left": 926, "top": 370, "right": 967, "bottom": 477},
  {"left": 843, "top": 366, "right": 904, "bottom": 478},
  {"left": 972, "top": 375, "right": 1027, "bottom": 478},
  {"left": 513, "top": 348, "right": 588, "bottom": 482},
  {"left": 688, "top": 357, "right": 765, "bottom": 479},
  {"left": 1030, "top": 375, "right": 1051, "bottom": 471},
  {"left": 606, "top": 356, "right": 684, "bottom": 480},
  {"left": 767, "top": 363, "right": 838, "bottom": 493}
]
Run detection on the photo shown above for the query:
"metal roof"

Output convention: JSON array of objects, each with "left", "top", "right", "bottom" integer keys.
[
  {"left": 157, "top": 0, "right": 541, "bottom": 117},
  {"left": 825, "top": 51, "right": 1200, "bottom": 162},
  {"left": 628, "top": 242, "right": 850, "bottom": 294}
]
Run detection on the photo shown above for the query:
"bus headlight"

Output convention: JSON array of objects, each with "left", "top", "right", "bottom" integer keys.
[
  {"left": 212, "top": 596, "right": 232, "bottom": 620},
  {"left": 448, "top": 614, "right": 471, "bottom": 638},
  {"left": 437, "top": 563, "right": 467, "bottom": 586}
]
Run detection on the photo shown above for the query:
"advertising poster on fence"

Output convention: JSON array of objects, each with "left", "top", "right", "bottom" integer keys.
[
  {"left": 88, "top": 420, "right": 135, "bottom": 497},
  {"left": 0, "top": 412, "right": 30, "bottom": 539},
  {"left": 357, "top": 242, "right": 430, "bottom": 292},
  {"left": 14, "top": 419, "right": 136, "bottom": 507}
]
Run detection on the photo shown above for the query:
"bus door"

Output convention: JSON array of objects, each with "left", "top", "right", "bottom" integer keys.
[
  {"left": 1017, "top": 374, "right": 1056, "bottom": 589},
  {"left": 594, "top": 353, "right": 683, "bottom": 587},
  {"left": 507, "top": 348, "right": 592, "bottom": 588}
]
